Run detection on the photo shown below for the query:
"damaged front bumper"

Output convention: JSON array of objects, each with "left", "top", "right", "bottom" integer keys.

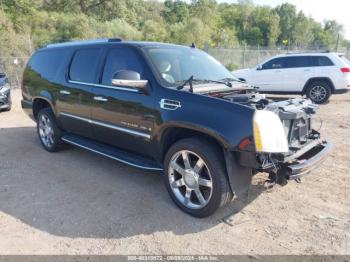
[
  {"left": 281, "top": 140, "right": 332, "bottom": 180},
  {"left": 237, "top": 137, "right": 332, "bottom": 184}
]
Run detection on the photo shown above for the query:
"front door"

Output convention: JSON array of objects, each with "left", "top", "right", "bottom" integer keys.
[
  {"left": 57, "top": 47, "right": 103, "bottom": 138},
  {"left": 91, "top": 46, "right": 157, "bottom": 157},
  {"left": 252, "top": 57, "right": 288, "bottom": 91}
]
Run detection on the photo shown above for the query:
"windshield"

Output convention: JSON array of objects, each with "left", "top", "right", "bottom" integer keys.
[{"left": 144, "top": 46, "right": 236, "bottom": 87}]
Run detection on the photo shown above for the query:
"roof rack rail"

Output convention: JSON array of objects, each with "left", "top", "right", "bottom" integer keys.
[
  {"left": 108, "top": 38, "right": 122, "bottom": 42},
  {"left": 286, "top": 50, "right": 330, "bottom": 55}
]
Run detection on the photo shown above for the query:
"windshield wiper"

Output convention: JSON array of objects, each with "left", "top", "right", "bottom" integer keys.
[
  {"left": 176, "top": 77, "right": 232, "bottom": 92},
  {"left": 176, "top": 75, "right": 194, "bottom": 92},
  {"left": 220, "top": 77, "right": 260, "bottom": 90},
  {"left": 219, "top": 77, "right": 245, "bottom": 83}
]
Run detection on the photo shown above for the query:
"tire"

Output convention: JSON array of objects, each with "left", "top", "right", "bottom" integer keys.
[
  {"left": 163, "top": 137, "right": 232, "bottom": 218},
  {"left": 37, "top": 107, "right": 63, "bottom": 152},
  {"left": 306, "top": 81, "right": 332, "bottom": 104}
]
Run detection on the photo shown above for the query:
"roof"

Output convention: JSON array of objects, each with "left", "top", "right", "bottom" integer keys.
[{"left": 43, "top": 38, "right": 187, "bottom": 50}]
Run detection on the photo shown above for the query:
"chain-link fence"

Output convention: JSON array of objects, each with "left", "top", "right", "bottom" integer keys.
[
  {"left": 208, "top": 46, "right": 350, "bottom": 70},
  {"left": 1, "top": 47, "right": 349, "bottom": 89}
]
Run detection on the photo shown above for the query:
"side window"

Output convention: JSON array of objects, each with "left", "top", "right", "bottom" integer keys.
[
  {"left": 101, "top": 48, "right": 144, "bottom": 85},
  {"left": 311, "top": 56, "right": 334, "bottom": 67},
  {"left": 286, "top": 56, "right": 311, "bottom": 68},
  {"left": 29, "top": 50, "right": 68, "bottom": 80},
  {"left": 262, "top": 58, "right": 286, "bottom": 70},
  {"left": 69, "top": 48, "right": 102, "bottom": 83}
]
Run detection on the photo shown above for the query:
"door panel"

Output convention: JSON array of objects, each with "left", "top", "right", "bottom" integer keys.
[
  {"left": 56, "top": 47, "right": 103, "bottom": 138},
  {"left": 91, "top": 47, "right": 157, "bottom": 158},
  {"left": 252, "top": 57, "right": 287, "bottom": 91}
]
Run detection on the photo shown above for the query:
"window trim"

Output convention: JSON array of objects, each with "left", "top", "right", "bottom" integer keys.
[{"left": 67, "top": 79, "right": 140, "bottom": 93}]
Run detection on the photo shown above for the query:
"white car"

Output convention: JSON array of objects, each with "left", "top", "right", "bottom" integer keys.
[{"left": 232, "top": 52, "right": 350, "bottom": 103}]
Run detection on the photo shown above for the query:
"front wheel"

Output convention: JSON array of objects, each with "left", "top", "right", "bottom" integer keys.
[{"left": 164, "top": 138, "right": 232, "bottom": 217}]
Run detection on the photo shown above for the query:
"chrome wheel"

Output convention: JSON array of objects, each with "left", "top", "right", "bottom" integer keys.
[
  {"left": 38, "top": 114, "right": 54, "bottom": 148},
  {"left": 309, "top": 85, "right": 327, "bottom": 103},
  {"left": 168, "top": 150, "right": 213, "bottom": 209}
]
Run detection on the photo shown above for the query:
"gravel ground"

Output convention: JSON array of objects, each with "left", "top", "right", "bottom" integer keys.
[{"left": 0, "top": 90, "right": 349, "bottom": 255}]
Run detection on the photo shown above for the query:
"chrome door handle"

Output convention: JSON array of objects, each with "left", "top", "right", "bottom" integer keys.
[
  {"left": 60, "top": 90, "right": 71, "bottom": 95},
  {"left": 94, "top": 96, "right": 108, "bottom": 102}
]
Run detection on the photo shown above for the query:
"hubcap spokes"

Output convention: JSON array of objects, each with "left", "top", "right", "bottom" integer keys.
[
  {"left": 38, "top": 115, "right": 54, "bottom": 148},
  {"left": 168, "top": 150, "right": 213, "bottom": 209},
  {"left": 310, "top": 86, "right": 326, "bottom": 102}
]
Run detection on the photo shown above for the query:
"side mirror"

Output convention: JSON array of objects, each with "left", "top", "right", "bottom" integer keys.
[
  {"left": 256, "top": 64, "right": 263, "bottom": 70},
  {"left": 112, "top": 70, "right": 148, "bottom": 90}
]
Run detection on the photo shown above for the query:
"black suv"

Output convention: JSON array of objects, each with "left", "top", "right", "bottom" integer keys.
[{"left": 22, "top": 39, "right": 331, "bottom": 217}]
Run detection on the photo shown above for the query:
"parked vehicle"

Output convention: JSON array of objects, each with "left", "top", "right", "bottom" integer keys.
[
  {"left": 21, "top": 39, "right": 331, "bottom": 217},
  {"left": 0, "top": 73, "right": 11, "bottom": 111},
  {"left": 232, "top": 52, "right": 350, "bottom": 104}
]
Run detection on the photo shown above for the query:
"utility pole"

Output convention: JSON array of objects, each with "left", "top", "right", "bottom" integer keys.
[{"left": 335, "top": 33, "right": 340, "bottom": 52}]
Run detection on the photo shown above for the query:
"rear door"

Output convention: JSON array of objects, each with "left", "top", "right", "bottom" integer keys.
[
  {"left": 90, "top": 45, "right": 157, "bottom": 157},
  {"left": 57, "top": 47, "right": 103, "bottom": 138},
  {"left": 280, "top": 56, "right": 313, "bottom": 92}
]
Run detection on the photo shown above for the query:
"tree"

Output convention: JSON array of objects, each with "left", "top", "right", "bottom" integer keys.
[
  {"left": 275, "top": 3, "right": 297, "bottom": 45},
  {"left": 163, "top": 0, "right": 189, "bottom": 24}
]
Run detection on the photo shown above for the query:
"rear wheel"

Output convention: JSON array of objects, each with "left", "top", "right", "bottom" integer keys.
[
  {"left": 164, "top": 137, "right": 232, "bottom": 217},
  {"left": 37, "top": 107, "right": 63, "bottom": 152},
  {"left": 306, "top": 81, "right": 331, "bottom": 104}
]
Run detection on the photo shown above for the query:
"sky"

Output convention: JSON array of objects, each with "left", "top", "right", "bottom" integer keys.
[{"left": 216, "top": 0, "right": 350, "bottom": 40}]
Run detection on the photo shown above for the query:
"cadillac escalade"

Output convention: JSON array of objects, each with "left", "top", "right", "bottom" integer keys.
[{"left": 21, "top": 39, "right": 332, "bottom": 217}]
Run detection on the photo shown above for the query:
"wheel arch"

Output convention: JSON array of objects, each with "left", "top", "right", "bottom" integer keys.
[
  {"left": 158, "top": 125, "right": 229, "bottom": 164},
  {"left": 302, "top": 77, "right": 335, "bottom": 94},
  {"left": 32, "top": 95, "right": 55, "bottom": 120}
]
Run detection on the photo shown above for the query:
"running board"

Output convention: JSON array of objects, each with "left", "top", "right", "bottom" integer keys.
[{"left": 61, "top": 134, "right": 163, "bottom": 171}]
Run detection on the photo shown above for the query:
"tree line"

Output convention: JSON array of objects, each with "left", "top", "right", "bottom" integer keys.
[{"left": 0, "top": 0, "right": 349, "bottom": 58}]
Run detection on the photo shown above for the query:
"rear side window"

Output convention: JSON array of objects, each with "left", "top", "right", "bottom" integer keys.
[
  {"left": 339, "top": 55, "right": 350, "bottom": 66},
  {"left": 69, "top": 48, "right": 102, "bottom": 83},
  {"left": 262, "top": 57, "right": 286, "bottom": 70},
  {"left": 28, "top": 49, "right": 68, "bottom": 80},
  {"left": 101, "top": 48, "right": 144, "bottom": 85},
  {"left": 311, "top": 56, "right": 334, "bottom": 66}
]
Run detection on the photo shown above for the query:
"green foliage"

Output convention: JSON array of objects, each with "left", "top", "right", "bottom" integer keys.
[
  {"left": 0, "top": 0, "right": 348, "bottom": 55},
  {"left": 225, "top": 63, "right": 240, "bottom": 71}
]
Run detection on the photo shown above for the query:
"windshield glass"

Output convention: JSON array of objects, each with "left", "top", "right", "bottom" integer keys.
[{"left": 144, "top": 46, "right": 236, "bottom": 87}]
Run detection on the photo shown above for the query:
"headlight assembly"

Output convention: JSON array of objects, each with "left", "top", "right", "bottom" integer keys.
[{"left": 253, "top": 110, "right": 289, "bottom": 153}]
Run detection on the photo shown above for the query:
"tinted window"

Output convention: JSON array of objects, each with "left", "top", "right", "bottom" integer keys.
[
  {"left": 101, "top": 48, "right": 144, "bottom": 85},
  {"left": 262, "top": 58, "right": 287, "bottom": 70},
  {"left": 69, "top": 48, "right": 102, "bottom": 83},
  {"left": 29, "top": 50, "right": 68, "bottom": 80},
  {"left": 286, "top": 56, "right": 312, "bottom": 68},
  {"left": 311, "top": 56, "right": 334, "bottom": 66}
]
